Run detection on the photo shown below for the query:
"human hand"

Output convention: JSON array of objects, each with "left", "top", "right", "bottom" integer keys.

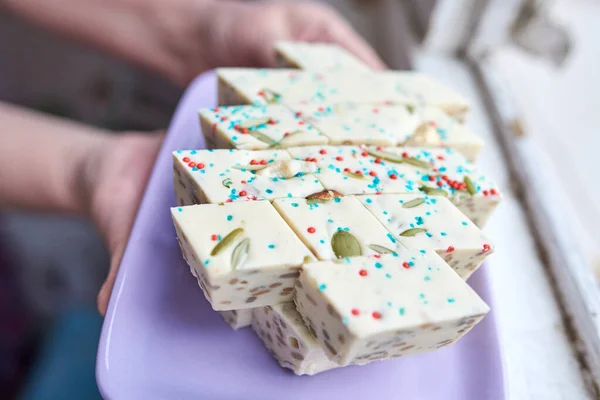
[
  {"left": 83, "top": 132, "right": 164, "bottom": 315},
  {"left": 160, "top": 0, "right": 386, "bottom": 85}
]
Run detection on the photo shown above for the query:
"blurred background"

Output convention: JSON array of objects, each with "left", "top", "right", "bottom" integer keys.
[{"left": 1, "top": 0, "right": 598, "bottom": 398}]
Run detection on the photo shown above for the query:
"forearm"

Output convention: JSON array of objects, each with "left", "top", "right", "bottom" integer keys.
[
  {"left": 0, "top": 102, "right": 111, "bottom": 214},
  {"left": 2, "top": 0, "right": 214, "bottom": 86}
]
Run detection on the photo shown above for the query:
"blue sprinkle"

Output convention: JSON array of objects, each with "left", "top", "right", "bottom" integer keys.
[
  {"left": 291, "top": 203, "right": 299, "bottom": 208},
  {"left": 424, "top": 276, "right": 431, "bottom": 281},
  {"left": 190, "top": 150, "right": 197, "bottom": 155},
  {"left": 462, "top": 221, "right": 468, "bottom": 226},
  {"left": 447, "top": 298, "right": 455, "bottom": 303},
  {"left": 385, "top": 273, "right": 392, "bottom": 279},
  {"left": 268, "top": 244, "right": 275, "bottom": 249},
  {"left": 342, "top": 317, "right": 349, "bottom": 325},
  {"left": 387, "top": 301, "right": 392, "bottom": 307},
  {"left": 226, "top": 215, "right": 233, "bottom": 221},
  {"left": 366, "top": 198, "right": 372, "bottom": 203},
  {"left": 327, "top": 219, "right": 333, "bottom": 223},
  {"left": 426, "top": 232, "right": 433, "bottom": 238},
  {"left": 399, "top": 308, "right": 405, "bottom": 316},
  {"left": 387, "top": 233, "right": 396, "bottom": 243},
  {"left": 204, "top": 260, "right": 210, "bottom": 265},
  {"left": 319, "top": 239, "right": 325, "bottom": 244},
  {"left": 177, "top": 207, "right": 183, "bottom": 212},
  {"left": 375, "top": 262, "right": 382, "bottom": 269},
  {"left": 419, "top": 250, "right": 426, "bottom": 254},
  {"left": 440, "top": 232, "right": 447, "bottom": 236},
  {"left": 409, "top": 261, "right": 414, "bottom": 266},
  {"left": 318, "top": 284, "right": 327, "bottom": 291},
  {"left": 415, "top": 216, "right": 424, "bottom": 225},
  {"left": 176, "top": 150, "right": 182, "bottom": 154},
  {"left": 334, "top": 197, "right": 341, "bottom": 203},
  {"left": 265, "top": 189, "right": 273, "bottom": 194}
]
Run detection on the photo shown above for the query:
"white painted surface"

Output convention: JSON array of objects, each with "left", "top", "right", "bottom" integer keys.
[
  {"left": 486, "top": 0, "right": 600, "bottom": 278},
  {"left": 415, "top": 54, "right": 590, "bottom": 399}
]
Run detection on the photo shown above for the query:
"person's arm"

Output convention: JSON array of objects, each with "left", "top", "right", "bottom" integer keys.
[
  {"left": 2, "top": 0, "right": 385, "bottom": 86},
  {"left": 0, "top": 102, "right": 109, "bottom": 214},
  {"left": 0, "top": 102, "right": 163, "bottom": 314}
]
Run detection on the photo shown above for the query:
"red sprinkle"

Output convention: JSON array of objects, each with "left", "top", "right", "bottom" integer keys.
[
  {"left": 188, "top": 162, "right": 196, "bottom": 167},
  {"left": 250, "top": 159, "right": 258, "bottom": 165},
  {"left": 428, "top": 176, "right": 435, "bottom": 181},
  {"left": 307, "top": 227, "right": 316, "bottom": 234},
  {"left": 351, "top": 308, "right": 360, "bottom": 316},
  {"left": 437, "top": 155, "right": 445, "bottom": 160},
  {"left": 241, "top": 180, "right": 247, "bottom": 184},
  {"left": 295, "top": 111, "right": 302, "bottom": 117},
  {"left": 372, "top": 311, "right": 382, "bottom": 320},
  {"left": 373, "top": 254, "right": 381, "bottom": 259},
  {"left": 241, "top": 128, "right": 249, "bottom": 134},
  {"left": 355, "top": 170, "right": 362, "bottom": 175},
  {"left": 389, "top": 174, "right": 398, "bottom": 180},
  {"left": 361, "top": 151, "right": 369, "bottom": 157},
  {"left": 491, "top": 188, "right": 498, "bottom": 195},
  {"left": 239, "top": 191, "right": 247, "bottom": 197},
  {"left": 442, "top": 175, "right": 449, "bottom": 181},
  {"left": 446, "top": 246, "right": 455, "bottom": 253},
  {"left": 298, "top": 121, "right": 305, "bottom": 125},
  {"left": 359, "top": 269, "right": 368, "bottom": 277},
  {"left": 483, "top": 244, "right": 491, "bottom": 252},
  {"left": 258, "top": 91, "right": 265, "bottom": 97},
  {"left": 436, "top": 181, "right": 443, "bottom": 187},
  {"left": 483, "top": 190, "right": 489, "bottom": 196},
  {"left": 182, "top": 157, "right": 190, "bottom": 162},
  {"left": 318, "top": 106, "right": 325, "bottom": 112},
  {"left": 220, "top": 116, "right": 228, "bottom": 121},
  {"left": 344, "top": 167, "right": 351, "bottom": 172},
  {"left": 197, "top": 163, "right": 205, "bottom": 169},
  {"left": 260, "top": 160, "right": 267, "bottom": 165},
  {"left": 319, "top": 149, "right": 327, "bottom": 155},
  {"left": 369, "top": 171, "right": 377, "bottom": 177},
  {"left": 268, "top": 119, "right": 276, "bottom": 125},
  {"left": 211, "top": 234, "right": 218, "bottom": 241},
  {"left": 335, "top": 156, "right": 344, "bottom": 161},
  {"left": 374, "top": 158, "right": 382, "bottom": 164},
  {"left": 402, "top": 152, "right": 409, "bottom": 158},
  {"left": 402, "top": 262, "right": 410, "bottom": 269},
  {"left": 234, "top": 124, "right": 240, "bottom": 130}
]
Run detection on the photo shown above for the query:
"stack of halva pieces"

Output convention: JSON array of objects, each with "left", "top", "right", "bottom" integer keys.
[{"left": 171, "top": 42, "right": 500, "bottom": 375}]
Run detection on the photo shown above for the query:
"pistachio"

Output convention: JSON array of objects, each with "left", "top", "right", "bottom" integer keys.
[
  {"left": 404, "top": 122, "right": 441, "bottom": 147},
  {"left": 331, "top": 231, "right": 362, "bottom": 259},
  {"left": 222, "top": 178, "right": 232, "bottom": 189},
  {"left": 231, "top": 164, "right": 269, "bottom": 171},
  {"left": 399, "top": 228, "right": 428, "bottom": 237},
  {"left": 368, "top": 244, "right": 395, "bottom": 254},
  {"left": 262, "top": 88, "right": 282, "bottom": 104},
  {"left": 231, "top": 238, "right": 250, "bottom": 269},
  {"left": 402, "top": 157, "right": 431, "bottom": 169},
  {"left": 303, "top": 255, "right": 313, "bottom": 264},
  {"left": 211, "top": 228, "right": 244, "bottom": 256},
  {"left": 239, "top": 117, "right": 271, "bottom": 129},
  {"left": 255, "top": 160, "right": 317, "bottom": 179},
  {"left": 406, "top": 104, "right": 415, "bottom": 114},
  {"left": 247, "top": 130, "right": 277, "bottom": 146},
  {"left": 276, "top": 130, "right": 307, "bottom": 147},
  {"left": 464, "top": 176, "right": 477, "bottom": 195},
  {"left": 419, "top": 185, "right": 449, "bottom": 197},
  {"left": 343, "top": 170, "right": 368, "bottom": 180},
  {"left": 402, "top": 198, "right": 426, "bottom": 208},
  {"left": 366, "top": 148, "right": 404, "bottom": 163},
  {"left": 306, "top": 190, "right": 344, "bottom": 205}
]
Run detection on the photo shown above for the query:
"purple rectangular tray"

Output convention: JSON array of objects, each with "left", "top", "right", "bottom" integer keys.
[{"left": 96, "top": 71, "right": 506, "bottom": 400}]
